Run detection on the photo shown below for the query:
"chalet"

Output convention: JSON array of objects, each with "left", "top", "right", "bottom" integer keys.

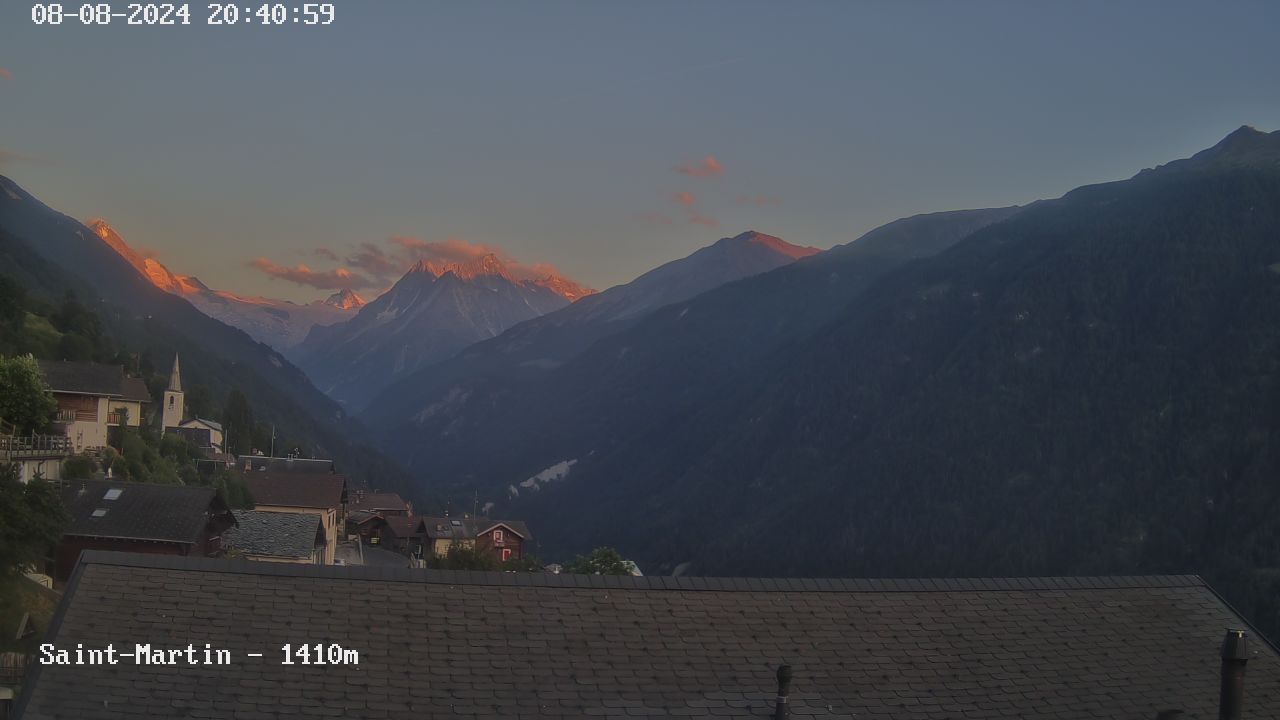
[
  {"left": 223, "top": 510, "right": 325, "bottom": 564},
  {"left": 51, "top": 481, "right": 236, "bottom": 583},
  {"left": 344, "top": 510, "right": 390, "bottom": 546},
  {"left": 15, "top": 553, "right": 1280, "bottom": 719},
  {"left": 242, "top": 466, "right": 346, "bottom": 564},
  {"left": 420, "top": 516, "right": 531, "bottom": 563},
  {"left": 171, "top": 418, "right": 225, "bottom": 453},
  {"left": 38, "top": 360, "right": 152, "bottom": 452}
]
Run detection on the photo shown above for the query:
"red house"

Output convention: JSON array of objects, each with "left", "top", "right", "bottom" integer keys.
[{"left": 420, "top": 517, "right": 532, "bottom": 563}]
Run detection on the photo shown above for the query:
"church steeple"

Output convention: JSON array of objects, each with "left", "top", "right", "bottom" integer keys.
[
  {"left": 167, "top": 354, "right": 183, "bottom": 393},
  {"left": 162, "top": 354, "right": 185, "bottom": 430}
]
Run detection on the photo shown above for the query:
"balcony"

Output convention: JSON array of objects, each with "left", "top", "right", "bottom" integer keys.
[
  {"left": 0, "top": 434, "right": 74, "bottom": 461},
  {"left": 54, "top": 408, "right": 94, "bottom": 423}
]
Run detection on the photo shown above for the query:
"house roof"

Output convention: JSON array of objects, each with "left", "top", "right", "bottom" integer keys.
[
  {"left": 224, "top": 510, "right": 323, "bottom": 559},
  {"left": 418, "top": 515, "right": 532, "bottom": 541},
  {"left": 348, "top": 491, "right": 410, "bottom": 513},
  {"left": 59, "top": 480, "right": 230, "bottom": 544},
  {"left": 117, "top": 376, "right": 153, "bottom": 403},
  {"left": 383, "top": 514, "right": 420, "bottom": 538},
  {"left": 181, "top": 417, "right": 223, "bottom": 432},
  {"left": 244, "top": 471, "right": 345, "bottom": 509},
  {"left": 239, "top": 455, "right": 335, "bottom": 474},
  {"left": 16, "top": 553, "right": 1280, "bottom": 719},
  {"left": 37, "top": 360, "right": 148, "bottom": 400}
]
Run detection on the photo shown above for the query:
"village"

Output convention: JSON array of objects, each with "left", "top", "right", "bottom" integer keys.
[
  {"left": 0, "top": 354, "right": 592, "bottom": 579},
  {"left": 3, "top": 352, "right": 1278, "bottom": 719}
]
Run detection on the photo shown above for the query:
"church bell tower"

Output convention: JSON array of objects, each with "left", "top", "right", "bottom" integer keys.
[{"left": 162, "top": 354, "right": 185, "bottom": 430}]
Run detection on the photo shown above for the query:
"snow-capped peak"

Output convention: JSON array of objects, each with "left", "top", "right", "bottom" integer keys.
[{"left": 324, "top": 288, "right": 367, "bottom": 309}]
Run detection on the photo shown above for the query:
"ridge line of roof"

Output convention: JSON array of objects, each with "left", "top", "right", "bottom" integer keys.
[{"left": 75, "top": 552, "right": 1207, "bottom": 593}]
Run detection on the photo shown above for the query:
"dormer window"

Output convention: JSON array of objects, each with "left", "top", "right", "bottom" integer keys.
[
  {"left": 103, "top": 489, "right": 123, "bottom": 501},
  {"left": 91, "top": 508, "right": 108, "bottom": 518}
]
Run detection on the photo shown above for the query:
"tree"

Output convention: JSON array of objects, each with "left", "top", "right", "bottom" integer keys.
[
  {"left": 0, "top": 463, "right": 67, "bottom": 575},
  {"left": 565, "top": 547, "right": 633, "bottom": 576},
  {"left": 425, "top": 543, "right": 501, "bottom": 571},
  {"left": 0, "top": 355, "right": 57, "bottom": 433},
  {"left": 502, "top": 554, "right": 545, "bottom": 573},
  {"left": 62, "top": 454, "right": 96, "bottom": 480},
  {"left": 222, "top": 389, "right": 255, "bottom": 457}
]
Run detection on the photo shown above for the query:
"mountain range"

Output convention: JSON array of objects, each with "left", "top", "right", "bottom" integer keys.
[
  {"left": 359, "top": 230, "right": 822, "bottom": 423},
  {"left": 87, "top": 219, "right": 364, "bottom": 350},
  {"left": 0, "top": 175, "right": 414, "bottom": 497},
  {"left": 362, "top": 126, "right": 1280, "bottom": 639},
  {"left": 291, "top": 253, "right": 595, "bottom": 409}
]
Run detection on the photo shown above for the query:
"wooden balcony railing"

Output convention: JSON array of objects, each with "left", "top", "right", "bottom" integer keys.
[{"left": 0, "top": 434, "right": 74, "bottom": 460}]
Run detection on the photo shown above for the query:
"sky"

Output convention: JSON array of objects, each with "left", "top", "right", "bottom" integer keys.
[{"left": 2, "top": 1, "right": 1279, "bottom": 303}]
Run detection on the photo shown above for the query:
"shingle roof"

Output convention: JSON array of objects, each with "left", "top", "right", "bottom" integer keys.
[
  {"left": 243, "top": 471, "right": 345, "bottom": 509},
  {"left": 37, "top": 360, "right": 148, "bottom": 399},
  {"left": 16, "top": 553, "right": 1280, "bottom": 719},
  {"left": 224, "top": 510, "right": 322, "bottom": 559},
  {"left": 59, "top": 480, "right": 229, "bottom": 544}
]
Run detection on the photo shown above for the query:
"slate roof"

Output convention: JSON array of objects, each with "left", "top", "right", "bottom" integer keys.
[
  {"left": 59, "top": 480, "right": 230, "bottom": 544},
  {"left": 37, "top": 360, "right": 149, "bottom": 399},
  {"left": 224, "top": 510, "right": 322, "bottom": 560},
  {"left": 243, "top": 471, "right": 346, "bottom": 509},
  {"left": 16, "top": 553, "right": 1280, "bottom": 719}
]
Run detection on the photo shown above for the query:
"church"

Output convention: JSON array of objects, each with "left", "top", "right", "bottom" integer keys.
[{"left": 162, "top": 355, "right": 228, "bottom": 460}]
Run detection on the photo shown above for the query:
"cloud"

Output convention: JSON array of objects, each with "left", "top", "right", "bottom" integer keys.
[
  {"left": 689, "top": 212, "right": 719, "bottom": 228},
  {"left": 248, "top": 258, "right": 376, "bottom": 290},
  {"left": 0, "top": 69, "right": 11, "bottom": 81},
  {"left": 673, "top": 191, "right": 696, "bottom": 207},
  {"left": 344, "top": 241, "right": 401, "bottom": 280},
  {"left": 675, "top": 154, "right": 723, "bottom": 178},
  {"left": 312, "top": 247, "right": 339, "bottom": 262},
  {"left": 736, "top": 194, "right": 782, "bottom": 207}
]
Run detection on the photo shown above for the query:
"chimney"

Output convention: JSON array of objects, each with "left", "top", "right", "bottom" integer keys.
[
  {"left": 773, "top": 665, "right": 792, "bottom": 720},
  {"left": 1219, "top": 629, "right": 1249, "bottom": 720}
]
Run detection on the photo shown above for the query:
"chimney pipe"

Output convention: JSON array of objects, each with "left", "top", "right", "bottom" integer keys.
[
  {"left": 773, "top": 664, "right": 792, "bottom": 720},
  {"left": 1219, "top": 629, "right": 1249, "bottom": 720}
]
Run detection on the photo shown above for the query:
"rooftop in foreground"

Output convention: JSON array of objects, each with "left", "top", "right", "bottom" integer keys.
[{"left": 15, "top": 552, "right": 1280, "bottom": 719}]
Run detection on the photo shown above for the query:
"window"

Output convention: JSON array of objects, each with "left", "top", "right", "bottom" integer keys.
[
  {"left": 493, "top": 529, "right": 504, "bottom": 544},
  {"left": 103, "top": 489, "right": 123, "bottom": 501},
  {"left": 501, "top": 548, "right": 512, "bottom": 562},
  {"left": 169, "top": 397, "right": 175, "bottom": 408},
  {"left": 91, "top": 508, "right": 108, "bottom": 518}
]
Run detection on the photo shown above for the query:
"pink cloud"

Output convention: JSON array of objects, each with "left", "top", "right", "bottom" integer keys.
[
  {"left": 0, "top": 69, "right": 12, "bottom": 81},
  {"left": 736, "top": 194, "right": 781, "bottom": 207},
  {"left": 248, "top": 258, "right": 376, "bottom": 290},
  {"left": 675, "top": 154, "right": 723, "bottom": 178},
  {"left": 673, "top": 191, "right": 696, "bottom": 207}
]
